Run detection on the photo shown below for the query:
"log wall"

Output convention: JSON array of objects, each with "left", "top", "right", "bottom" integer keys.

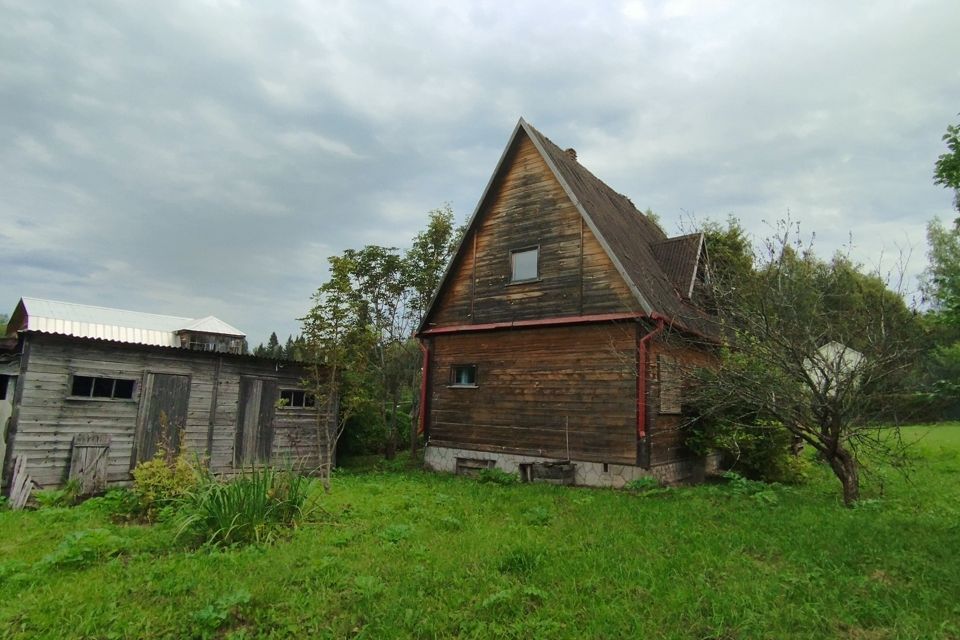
[
  {"left": 646, "top": 337, "right": 717, "bottom": 466},
  {"left": 428, "top": 323, "right": 638, "bottom": 465}
]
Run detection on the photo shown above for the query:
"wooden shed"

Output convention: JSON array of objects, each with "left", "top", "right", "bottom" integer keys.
[
  {"left": 416, "top": 118, "right": 720, "bottom": 486},
  {"left": 1, "top": 298, "right": 333, "bottom": 494}
]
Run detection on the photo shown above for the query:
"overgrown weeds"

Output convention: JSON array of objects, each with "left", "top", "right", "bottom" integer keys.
[
  {"left": 33, "top": 480, "right": 82, "bottom": 509},
  {"left": 39, "top": 529, "right": 127, "bottom": 569},
  {"left": 477, "top": 468, "right": 519, "bottom": 485},
  {"left": 175, "top": 467, "right": 314, "bottom": 547}
]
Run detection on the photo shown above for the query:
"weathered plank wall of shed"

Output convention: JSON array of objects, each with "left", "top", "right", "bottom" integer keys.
[
  {"left": 428, "top": 132, "right": 639, "bottom": 328},
  {"left": 8, "top": 335, "right": 329, "bottom": 488},
  {"left": 646, "top": 337, "right": 717, "bottom": 466},
  {"left": 428, "top": 323, "right": 637, "bottom": 464}
]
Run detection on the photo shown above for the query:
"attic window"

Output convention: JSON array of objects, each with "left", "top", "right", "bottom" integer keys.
[
  {"left": 510, "top": 247, "right": 539, "bottom": 283},
  {"left": 70, "top": 375, "right": 136, "bottom": 400},
  {"left": 279, "top": 389, "right": 315, "bottom": 409}
]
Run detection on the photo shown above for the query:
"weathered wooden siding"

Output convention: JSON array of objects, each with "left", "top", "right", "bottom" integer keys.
[
  {"left": 6, "top": 335, "right": 331, "bottom": 488},
  {"left": 428, "top": 324, "right": 637, "bottom": 464},
  {"left": 646, "top": 337, "right": 717, "bottom": 466},
  {"left": 428, "top": 132, "right": 639, "bottom": 328}
]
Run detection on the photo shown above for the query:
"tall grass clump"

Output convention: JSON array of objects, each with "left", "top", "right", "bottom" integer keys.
[{"left": 176, "top": 467, "right": 314, "bottom": 547}]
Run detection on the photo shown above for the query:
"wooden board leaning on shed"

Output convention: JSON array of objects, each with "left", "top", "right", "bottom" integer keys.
[{"left": 69, "top": 433, "right": 111, "bottom": 495}]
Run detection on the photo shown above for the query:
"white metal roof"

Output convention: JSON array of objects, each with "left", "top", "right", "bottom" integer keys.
[
  {"left": 179, "top": 315, "right": 246, "bottom": 337},
  {"left": 11, "top": 297, "right": 246, "bottom": 348}
]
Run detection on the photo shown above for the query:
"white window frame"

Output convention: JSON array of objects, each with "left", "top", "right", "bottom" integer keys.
[{"left": 509, "top": 246, "right": 540, "bottom": 283}]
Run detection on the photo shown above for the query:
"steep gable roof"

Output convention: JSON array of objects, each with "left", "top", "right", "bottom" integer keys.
[{"left": 419, "top": 118, "right": 716, "bottom": 338}]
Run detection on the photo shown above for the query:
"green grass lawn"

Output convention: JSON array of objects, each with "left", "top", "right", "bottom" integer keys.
[{"left": 2, "top": 425, "right": 959, "bottom": 639}]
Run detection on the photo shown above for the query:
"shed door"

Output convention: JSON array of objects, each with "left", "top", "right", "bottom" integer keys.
[
  {"left": 235, "top": 377, "right": 277, "bottom": 466},
  {"left": 133, "top": 373, "right": 191, "bottom": 466}
]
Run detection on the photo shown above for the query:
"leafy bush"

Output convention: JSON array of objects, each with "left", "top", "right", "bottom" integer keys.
[
  {"left": 477, "top": 468, "right": 519, "bottom": 485},
  {"left": 33, "top": 480, "right": 81, "bottom": 508},
  {"left": 132, "top": 451, "right": 201, "bottom": 519},
  {"left": 40, "top": 529, "right": 127, "bottom": 569},
  {"left": 82, "top": 489, "right": 142, "bottom": 521},
  {"left": 176, "top": 467, "right": 313, "bottom": 547},
  {"left": 721, "top": 471, "right": 781, "bottom": 505},
  {"left": 686, "top": 411, "right": 809, "bottom": 484}
]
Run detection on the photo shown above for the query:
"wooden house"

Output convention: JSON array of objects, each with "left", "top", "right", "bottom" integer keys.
[
  {"left": 1, "top": 298, "right": 333, "bottom": 493},
  {"left": 416, "top": 119, "right": 720, "bottom": 486}
]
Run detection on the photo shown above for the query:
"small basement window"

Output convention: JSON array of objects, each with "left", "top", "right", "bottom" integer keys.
[
  {"left": 510, "top": 246, "right": 539, "bottom": 282},
  {"left": 70, "top": 375, "right": 136, "bottom": 400},
  {"left": 279, "top": 389, "right": 316, "bottom": 408},
  {"left": 450, "top": 364, "right": 478, "bottom": 387}
]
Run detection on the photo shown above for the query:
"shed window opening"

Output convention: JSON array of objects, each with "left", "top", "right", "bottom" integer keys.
[
  {"left": 70, "top": 375, "right": 136, "bottom": 400},
  {"left": 451, "top": 365, "right": 477, "bottom": 387},
  {"left": 0, "top": 375, "right": 8, "bottom": 400},
  {"left": 280, "top": 389, "right": 315, "bottom": 408},
  {"left": 510, "top": 247, "right": 539, "bottom": 282}
]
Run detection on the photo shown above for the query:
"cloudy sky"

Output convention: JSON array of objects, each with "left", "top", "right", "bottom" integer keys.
[{"left": 2, "top": 0, "right": 958, "bottom": 344}]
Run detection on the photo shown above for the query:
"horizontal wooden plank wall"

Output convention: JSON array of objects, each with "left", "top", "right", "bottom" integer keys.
[
  {"left": 429, "top": 132, "right": 640, "bottom": 328},
  {"left": 429, "top": 323, "right": 637, "bottom": 465},
  {"left": 647, "top": 337, "right": 717, "bottom": 466},
  {"left": 10, "top": 335, "right": 329, "bottom": 488}
]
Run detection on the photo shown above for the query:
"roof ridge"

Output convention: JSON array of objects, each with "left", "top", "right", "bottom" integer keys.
[
  {"left": 520, "top": 122, "right": 646, "bottom": 212},
  {"left": 21, "top": 296, "right": 194, "bottom": 322},
  {"left": 654, "top": 232, "right": 703, "bottom": 245}
]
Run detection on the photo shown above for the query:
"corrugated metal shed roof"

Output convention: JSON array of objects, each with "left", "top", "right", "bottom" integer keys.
[
  {"left": 8, "top": 298, "right": 246, "bottom": 348},
  {"left": 178, "top": 316, "right": 245, "bottom": 337}
]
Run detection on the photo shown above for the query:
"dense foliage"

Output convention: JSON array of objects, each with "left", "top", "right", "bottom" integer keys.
[
  {"left": 933, "top": 114, "right": 960, "bottom": 214},
  {"left": 300, "top": 204, "right": 464, "bottom": 477},
  {"left": 687, "top": 219, "right": 921, "bottom": 505}
]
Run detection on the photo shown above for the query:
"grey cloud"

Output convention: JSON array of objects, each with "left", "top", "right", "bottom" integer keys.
[{"left": 1, "top": 0, "right": 958, "bottom": 343}]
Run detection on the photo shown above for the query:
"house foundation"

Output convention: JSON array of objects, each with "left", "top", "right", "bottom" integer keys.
[{"left": 424, "top": 444, "right": 721, "bottom": 487}]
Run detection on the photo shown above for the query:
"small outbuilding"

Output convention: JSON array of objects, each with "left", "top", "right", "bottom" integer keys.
[{"left": 1, "top": 297, "right": 333, "bottom": 494}]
